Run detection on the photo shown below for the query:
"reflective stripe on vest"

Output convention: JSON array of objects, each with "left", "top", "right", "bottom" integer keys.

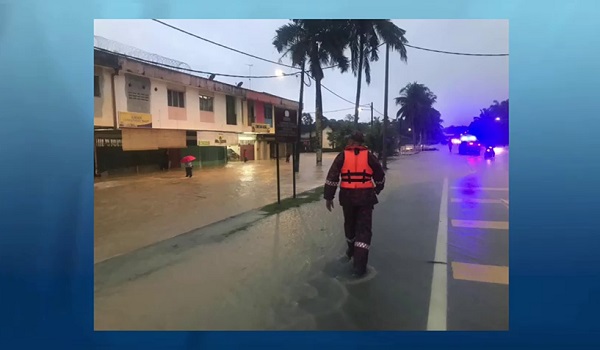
[{"left": 340, "top": 148, "right": 374, "bottom": 189}]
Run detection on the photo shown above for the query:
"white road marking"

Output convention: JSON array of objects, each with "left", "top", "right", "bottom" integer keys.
[
  {"left": 451, "top": 219, "right": 509, "bottom": 230},
  {"left": 427, "top": 177, "right": 448, "bottom": 331},
  {"left": 451, "top": 186, "right": 509, "bottom": 192},
  {"left": 451, "top": 262, "right": 509, "bottom": 285}
]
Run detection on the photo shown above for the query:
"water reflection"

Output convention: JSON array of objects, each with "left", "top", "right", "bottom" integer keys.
[
  {"left": 239, "top": 164, "right": 256, "bottom": 182},
  {"left": 459, "top": 175, "right": 480, "bottom": 196}
]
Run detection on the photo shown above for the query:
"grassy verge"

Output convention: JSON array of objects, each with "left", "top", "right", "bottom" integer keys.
[
  {"left": 216, "top": 187, "right": 324, "bottom": 241},
  {"left": 259, "top": 187, "right": 324, "bottom": 215}
]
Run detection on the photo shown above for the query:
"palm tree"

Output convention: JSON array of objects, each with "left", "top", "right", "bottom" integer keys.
[
  {"left": 488, "top": 99, "right": 509, "bottom": 122},
  {"left": 273, "top": 20, "right": 350, "bottom": 165},
  {"left": 395, "top": 82, "right": 437, "bottom": 146},
  {"left": 422, "top": 107, "right": 444, "bottom": 144},
  {"left": 470, "top": 99, "right": 509, "bottom": 145},
  {"left": 347, "top": 20, "right": 408, "bottom": 128}
]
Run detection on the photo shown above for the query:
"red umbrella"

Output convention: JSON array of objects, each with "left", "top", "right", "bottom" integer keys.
[{"left": 181, "top": 155, "right": 196, "bottom": 163}]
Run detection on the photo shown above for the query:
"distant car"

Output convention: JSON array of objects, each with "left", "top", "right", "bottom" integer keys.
[
  {"left": 458, "top": 135, "right": 482, "bottom": 155},
  {"left": 450, "top": 137, "right": 461, "bottom": 145}
]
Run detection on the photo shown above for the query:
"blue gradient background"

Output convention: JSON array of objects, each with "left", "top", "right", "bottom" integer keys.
[{"left": 1, "top": 0, "right": 599, "bottom": 348}]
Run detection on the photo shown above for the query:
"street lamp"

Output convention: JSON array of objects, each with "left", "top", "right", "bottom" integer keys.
[
  {"left": 408, "top": 128, "right": 412, "bottom": 132},
  {"left": 495, "top": 117, "right": 501, "bottom": 121}
]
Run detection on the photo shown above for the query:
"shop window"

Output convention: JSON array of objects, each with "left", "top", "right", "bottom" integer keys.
[
  {"left": 168, "top": 89, "right": 185, "bottom": 108},
  {"left": 264, "top": 104, "right": 273, "bottom": 126},
  {"left": 247, "top": 100, "right": 255, "bottom": 126},
  {"left": 199, "top": 95, "right": 214, "bottom": 112},
  {"left": 226, "top": 95, "right": 237, "bottom": 125},
  {"left": 94, "top": 75, "right": 101, "bottom": 97}
]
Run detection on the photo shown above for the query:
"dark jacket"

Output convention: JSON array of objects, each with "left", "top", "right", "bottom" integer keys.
[{"left": 323, "top": 147, "right": 386, "bottom": 207}]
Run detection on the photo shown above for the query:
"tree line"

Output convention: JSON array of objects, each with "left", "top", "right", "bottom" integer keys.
[
  {"left": 444, "top": 99, "right": 509, "bottom": 146},
  {"left": 301, "top": 112, "right": 402, "bottom": 159},
  {"left": 273, "top": 20, "right": 505, "bottom": 160}
]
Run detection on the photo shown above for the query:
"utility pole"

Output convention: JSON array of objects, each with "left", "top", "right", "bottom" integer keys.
[
  {"left": 370, "top": 102, "right": 374, "bottom": 128},
  {"left": 382, "top": 44, "right": 390, "bottom": 170},
  {"left": 295, "top": 62, "right": 305, "bottom": 173},
  {"left": 246, "top": 64, "right": 253, "bottom": 89}
]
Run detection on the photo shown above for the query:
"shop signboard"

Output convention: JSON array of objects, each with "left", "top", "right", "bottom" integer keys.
[
  {"left": 251, "top": 123, "right": 272, "bottom": 134},
  {"left": 118, "top": 111, "right": 152, "bottom": 128},
  {"left": 275, "top": 110, "right": 298, "bottom": 143},
  {"left": 96, "top": 138, "right": 122, "bottom": 148},
  {"left": 197, "top": 131, "right": 239, "bottom": 146}
]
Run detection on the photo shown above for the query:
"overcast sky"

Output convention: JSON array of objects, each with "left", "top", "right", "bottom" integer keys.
[{"left": 94, "top": 19, "right": 508, "bottom": 127}]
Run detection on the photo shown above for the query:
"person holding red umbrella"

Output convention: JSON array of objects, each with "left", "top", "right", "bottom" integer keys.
[{"left": 181, "top": 155, "right": 196, "bottom": 178}]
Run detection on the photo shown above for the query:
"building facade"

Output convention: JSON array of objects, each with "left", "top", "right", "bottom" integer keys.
[
  {"left": 94, "top": 49, "right": 299, "bottom": 176},
  {"left": 300, "top": 126, "right": 335, "bottom": 152}
]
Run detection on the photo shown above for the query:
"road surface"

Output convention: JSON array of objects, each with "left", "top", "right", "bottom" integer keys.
[{"left": 94, "top": 147, "right": 509, "bottom": 330}]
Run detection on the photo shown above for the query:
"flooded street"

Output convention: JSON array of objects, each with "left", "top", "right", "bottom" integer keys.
[
  {"left": 95, "top": 203, "right": 344, "bottom": 330},
  {"left": 95, "top": 150, "right": 509, "bottom": 330},
  {"left": 94, "top": 153, "right": 335, "bottom": 263}
]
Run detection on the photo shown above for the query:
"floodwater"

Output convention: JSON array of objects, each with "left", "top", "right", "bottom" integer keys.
[
  {"left": 95, "top": 150, "right": 509, "bottom": 331},
  {"left": 94, "top": 153, "right": 336, "bottom": 263}
]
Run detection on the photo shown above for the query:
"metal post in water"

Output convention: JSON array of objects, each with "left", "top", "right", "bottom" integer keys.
[
  {"left": 295, "top": 63, "right": 305, "bottom": 173},
  {"left": 292, "top": 143, "right": 297, "bottom": 198},
  {"left": 276, "top": 142, "right": 281, "bottom": 204},
  {"left": 382, "top": 44, "right": 390, "bottom": 170}
]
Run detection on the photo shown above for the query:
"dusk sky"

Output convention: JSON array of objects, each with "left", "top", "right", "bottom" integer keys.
[{"left": 94, "top": 19, "right": 508, "bottom": 127}]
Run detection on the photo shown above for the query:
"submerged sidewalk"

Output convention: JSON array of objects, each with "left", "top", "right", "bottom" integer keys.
[{"left": 94, "top": 153, "right": 336, "bottom": 263}]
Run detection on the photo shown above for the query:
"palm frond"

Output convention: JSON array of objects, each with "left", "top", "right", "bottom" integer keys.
[
  {"left": 273, "top": 23, "right": 303, "bottom": 53},
  {"left": 363, "top": 59, "right": 371, "bottom": 84},
  {"left": 374, "top": 20, "right": 408, "bottom": 62}
]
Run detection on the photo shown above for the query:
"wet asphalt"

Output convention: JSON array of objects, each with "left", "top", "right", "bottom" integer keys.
[{"left": 94, "top": 147, "right": 509, "bottom": 330}]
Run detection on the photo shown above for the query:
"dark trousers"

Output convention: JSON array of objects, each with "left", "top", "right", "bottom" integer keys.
[
  {"left": 342, "top": 205, "right": 374, "bottom": 273},
  {"left": 185, "top": 167, "right": 193, "bottom": 177}
]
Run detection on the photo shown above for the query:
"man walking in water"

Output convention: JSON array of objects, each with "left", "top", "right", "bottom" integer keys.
[{"left": 324, "top": 131, "right": 386, "bottom": 278}]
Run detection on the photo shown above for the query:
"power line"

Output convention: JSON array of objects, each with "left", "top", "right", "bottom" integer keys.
[
  {"left": 152, "top": 19, "right": 298, "bottom": 69},
  {"left": 322, "top": 81, "right": 355, "bottom": 105},
  {"left": 154, "top": 19, "right": 508, "bottom": 73},
  {"left": 152, "top": 19, "right": 357, "bottom": 104},
  {"left": 305, "top": 74, "right": 370, "bottom": 107},
  {"left": 305, "top": 107, "right": 354, "bottom": 115},
  {"left": 150, "top": 19, "right": 508, "bottom": 107},
  {"left": 405, "top": 43, "right": 508, "bottom": 57},
  {"left": 321, "top": 41, "right": 508, "bottom": 71},
  {"left": 94, "top": 47, "right": 297, "bottom": 79},
  {"left": 306, "top": 106, "right": 378, "bottom": 115},
  {"left": 148, "top": 20, "right": 361, "bottom": 106}
]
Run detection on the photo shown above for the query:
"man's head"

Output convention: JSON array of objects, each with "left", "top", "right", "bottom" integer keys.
[{"left": 347, "top": 131, "right": 365, "bottom": 146}]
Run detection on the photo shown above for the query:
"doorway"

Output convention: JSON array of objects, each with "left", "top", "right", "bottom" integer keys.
[
  {"left": 167, "top": 149, "right": 181, "bottom": 169},
  {"left": 240, "top": 144, "right": 255, "bottom": 161}
]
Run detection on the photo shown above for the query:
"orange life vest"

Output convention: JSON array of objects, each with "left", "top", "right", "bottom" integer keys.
[{"left": 340, "top": 146, "right": 374, "bottom": 189}]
